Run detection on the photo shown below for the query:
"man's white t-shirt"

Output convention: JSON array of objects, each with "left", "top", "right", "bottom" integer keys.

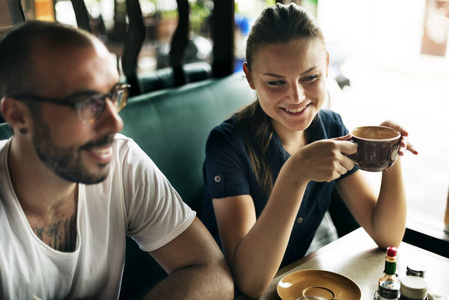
[{"left": 0, "top": 134, "right": 196, "bottom": 299}]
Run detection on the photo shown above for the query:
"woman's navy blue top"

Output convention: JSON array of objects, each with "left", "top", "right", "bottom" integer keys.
[{"left": 201, "top": 109, "right": 358, "bottom": 268}]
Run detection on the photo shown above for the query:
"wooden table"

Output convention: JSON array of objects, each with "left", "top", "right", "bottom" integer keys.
[{"left": 237, "top": 228, "right": 449, "bottom": 300}]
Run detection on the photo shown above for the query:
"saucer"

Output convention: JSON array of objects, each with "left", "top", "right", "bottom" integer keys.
[{"left": 277, "top": 269, "right": 362, "bottom": 300}]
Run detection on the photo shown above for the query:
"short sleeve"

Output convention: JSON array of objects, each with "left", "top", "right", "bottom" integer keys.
[
  {"left": 118, "top": 137, "right": 196, "bottom": 252},
  {"left": 204, "top": 120, "right": 252, "bottom": 200}
]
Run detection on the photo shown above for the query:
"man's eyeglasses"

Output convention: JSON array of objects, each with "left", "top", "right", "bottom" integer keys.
[{"left": 10, "top": 83, "right": 131, "bottom": 122}]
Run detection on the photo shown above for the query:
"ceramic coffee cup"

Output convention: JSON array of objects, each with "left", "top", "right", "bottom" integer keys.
[{"left": 349, "top": 126, "right": 401, "bottom": 172}]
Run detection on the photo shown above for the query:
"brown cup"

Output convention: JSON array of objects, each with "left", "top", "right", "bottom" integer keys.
[{"left": 349, "top": 126, "right": 401, "bottom": 172}]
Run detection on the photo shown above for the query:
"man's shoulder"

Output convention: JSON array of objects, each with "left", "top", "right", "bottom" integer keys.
[
  {"left": 112, "top": 133, "right": 138, "bottom": 152},
  {"left": 0, "top": 138, "right": 11, "bottom": 165},
  {"left": 111, "top": 133, "right": 154, "bottom": 169},
  {"left": 114, "top": 133, "right": 132, "bottom": 143},
  {"left": 0, "top": 138, "right": 9, "bottom": 149},
  {"left": 110, "top": 133, "right": 145, "bottom": 165}
]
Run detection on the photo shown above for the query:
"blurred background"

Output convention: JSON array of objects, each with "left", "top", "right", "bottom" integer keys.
[{"left": 1, "top": 0, "right": 448, "bottom": 233}]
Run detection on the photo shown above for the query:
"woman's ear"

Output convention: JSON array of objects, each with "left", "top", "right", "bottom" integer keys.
[{"left": 243, "top": 63, "right": 256, "bottom": 90}]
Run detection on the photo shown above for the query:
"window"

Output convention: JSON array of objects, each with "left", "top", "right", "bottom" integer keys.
[{"left": 318, "top": 0, "right": 449, "bottom": 230}]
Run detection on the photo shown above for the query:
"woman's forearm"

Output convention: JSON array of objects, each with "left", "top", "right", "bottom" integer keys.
[
  {"left": 372, "top": 157, "right": 407, "bottom": 248},
  {"left": 231, "top": 165, "right": 309, "bottom": 298}
]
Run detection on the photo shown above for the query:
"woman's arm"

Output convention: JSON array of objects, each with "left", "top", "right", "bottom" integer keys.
[
  {"left": 336, "top": 121, "right": 418, "bottom": 249},
  {"left": 213, "top": 139, "right": 357, "bottom": 298},
  {"left": 336, "top": 159, "right": 407, "bottom": 248},
  {"left": 213, "top": 177, "right": 307, "bottom": 298}
]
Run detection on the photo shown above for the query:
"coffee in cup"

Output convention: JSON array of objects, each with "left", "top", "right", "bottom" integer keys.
[{"left": 349, "top": 126, "right": 401, "bottom": 172}]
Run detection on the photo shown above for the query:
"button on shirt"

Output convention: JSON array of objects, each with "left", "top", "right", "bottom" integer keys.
[{"left": 201, "top": 109, "right": 358, "bottom": 268}]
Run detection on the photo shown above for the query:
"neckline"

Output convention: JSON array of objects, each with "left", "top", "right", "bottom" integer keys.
[{"left": 1, "top": 139, "right": 83, "bottom": 255}]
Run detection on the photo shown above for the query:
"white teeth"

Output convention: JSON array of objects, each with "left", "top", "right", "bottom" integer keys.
[
  {"left": 285, "top": 106, "right": 307, "bottom": 113},
  {"left": 92, "top": 148, "right": 111, "bottom": 155}
]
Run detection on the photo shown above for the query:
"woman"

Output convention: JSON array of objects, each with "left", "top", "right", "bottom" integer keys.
[{"left": 201, "top": 3, "right": 417, "bottom": 298}]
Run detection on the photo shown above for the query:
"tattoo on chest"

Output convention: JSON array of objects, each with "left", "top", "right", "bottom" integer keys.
[{"left": 33, "top": 214, "right": 77, "bottom": 252}]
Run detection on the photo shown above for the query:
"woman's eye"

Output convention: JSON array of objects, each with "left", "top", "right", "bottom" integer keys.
[
  {"left": 268, "top": 81, "right": 285, "bottom": 86},
  {"left": 303, "top": 75, "right": 319, "bottom": 82}
]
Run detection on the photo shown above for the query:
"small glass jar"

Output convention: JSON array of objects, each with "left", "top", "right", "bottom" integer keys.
[{"left": 400, "top": 276, "right": 429, "bottom": 300}]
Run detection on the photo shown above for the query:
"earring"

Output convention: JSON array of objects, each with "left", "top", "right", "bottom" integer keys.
[{"left": 19, "top": 128, "right": 28, "bottom": 134}]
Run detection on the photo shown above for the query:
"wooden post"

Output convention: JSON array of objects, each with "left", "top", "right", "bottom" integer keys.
[
  {"left": 71, "top": 0, "right": 91, "bottom": 32},
  {"left": 6, "top": 0, "right": 26, "bottom": 24},
  {"left": 170, "top": 0, "right": 190, "bottom": 87},
  {"left": 212, "top": 0, "right": 234, "bottom": 77},
  {"left": 122, "top": 0, "right": 145, "bottom": 96}
]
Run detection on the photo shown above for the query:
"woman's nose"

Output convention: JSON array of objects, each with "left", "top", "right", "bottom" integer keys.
[{"left": 290, "top": 83, "right": 306, "bottom": 102}]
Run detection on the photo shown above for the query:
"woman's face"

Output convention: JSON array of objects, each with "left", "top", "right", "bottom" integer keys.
[{"left": 244, "top": 38, "right": 329, "bottom": 137}]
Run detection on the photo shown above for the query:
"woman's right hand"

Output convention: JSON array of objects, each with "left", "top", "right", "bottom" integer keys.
[{"left": 290, "top": 134, "right": 357, "bottom": 183}]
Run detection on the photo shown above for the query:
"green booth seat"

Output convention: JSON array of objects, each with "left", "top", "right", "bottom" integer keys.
[{"left": 118, "top": 72, "right": 255, "bottom": 299}]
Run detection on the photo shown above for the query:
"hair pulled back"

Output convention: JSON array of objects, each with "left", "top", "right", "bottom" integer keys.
[
  {"left": 236, "top": 3, "right": 325, "bottom": 194},
  {"left": 245, "top": 3, "right": 324, "bottom": 71}
]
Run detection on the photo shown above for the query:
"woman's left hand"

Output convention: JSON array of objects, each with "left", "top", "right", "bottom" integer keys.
[{"left": 380, "top": 120, "right": 418, "bottom": 156}]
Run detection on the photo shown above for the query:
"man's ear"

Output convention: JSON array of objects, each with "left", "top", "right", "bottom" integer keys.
[
  {"left": 1, "top": 97, "right": 28, "bottom": 130},
  {"left": 242, "top": 63, "right": 256, "bottom": 90}
]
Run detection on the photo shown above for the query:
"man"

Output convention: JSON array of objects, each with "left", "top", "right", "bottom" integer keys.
[{"left": 0, "top": 21, "right": 233, "bottom": 299}]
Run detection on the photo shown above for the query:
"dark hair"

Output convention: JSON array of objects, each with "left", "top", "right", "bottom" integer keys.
[
  {"left": 236, "top": 3, "right": 325, "bottom": 194},
  {"left": 245, "top": 3, "right": 325, "bottom": 71},
  {"left": 0, "top": 21, "right": 94, "bottom": 98}
]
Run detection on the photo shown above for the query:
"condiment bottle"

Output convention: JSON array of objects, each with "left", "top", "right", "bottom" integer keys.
[
  {"left": 400, "top": 276, "right": 428, "bottom": 300},
  {"left": 377, "top": 247, "right": 400, "bottom": 300}
]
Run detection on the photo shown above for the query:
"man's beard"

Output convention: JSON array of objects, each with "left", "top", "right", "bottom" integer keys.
[{"left": 32, "top": 118, "right": 114, "bottom": 184}]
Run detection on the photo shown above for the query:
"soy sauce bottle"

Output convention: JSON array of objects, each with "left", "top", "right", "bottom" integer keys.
[{"left": 377, "top": 247, "right": 400, "bottom": 300}]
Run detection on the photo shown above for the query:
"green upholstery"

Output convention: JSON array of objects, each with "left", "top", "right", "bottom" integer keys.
[
  {"left": 120, "top": 72, "right": 255, "bottom": 215},
  {"left": 0, "top": 123, "right": 12, "bottom": 139},
  {"left": 118, "top": 72, "right": 255, "bottom": 299},
  {"left": 138, "top": 61, "right": 213, "bottom": 93}
]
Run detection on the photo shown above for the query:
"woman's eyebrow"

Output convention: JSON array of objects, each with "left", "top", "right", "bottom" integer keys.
[
  {"left": 262, "top": 67, "right": 319, "bottom": 78},
  {"left": 262, "top": 73, "right": 284, "bottom": 78},
  {"left": 300, "top": 66, "right": 319, "bottom": 75}
]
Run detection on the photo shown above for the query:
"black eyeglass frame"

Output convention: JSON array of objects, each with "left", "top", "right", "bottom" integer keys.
[{"left": 9, "top": 83, "right": 131, "bottom": 122}]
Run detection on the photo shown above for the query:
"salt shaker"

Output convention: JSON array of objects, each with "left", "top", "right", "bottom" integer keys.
[{"left": 400, "top": 275, "right": 429, "bottom": 300}]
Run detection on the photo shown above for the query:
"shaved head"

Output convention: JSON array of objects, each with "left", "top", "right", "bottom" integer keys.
[{"left": 0, "top": 21, "right": 97, "bottom": 98}]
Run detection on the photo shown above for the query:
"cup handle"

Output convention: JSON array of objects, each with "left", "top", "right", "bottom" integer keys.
[
  {"left": 386, "top": 141, "right": 401, "bottom": 168},
  {"left": 347, "top": 138, "right": 357, "bottom": 159}
]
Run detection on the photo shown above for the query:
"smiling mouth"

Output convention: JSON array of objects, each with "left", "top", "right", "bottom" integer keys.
[
  {"left": 91, "top": 147, "right": 112, "bottom": 156},
  {"left": 283, "top": 104, "right": 309, "bottom": 114},
  {"left": 86, "top": 145, "right": 113, "bottom": 163}
]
